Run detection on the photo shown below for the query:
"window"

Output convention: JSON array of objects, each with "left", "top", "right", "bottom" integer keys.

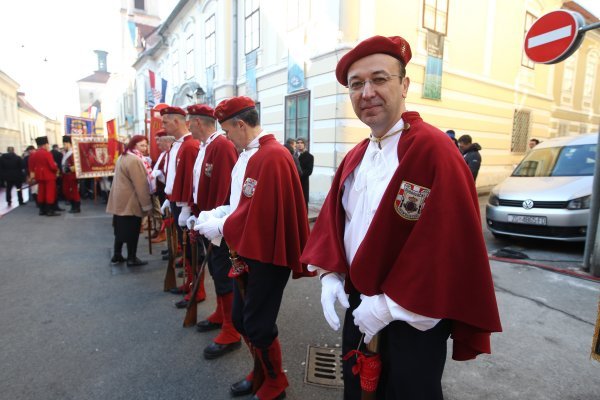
[
  {"left": 423, "top": 0, "right": 448, "bottom": 35},
  {"left": 561, "top": 54, "right": 577, "bottom": 105},
  {"left": 205, "top": 15, "right": 216, "bottom": 67},
  {"left": 521, "top": 12, "right": 536, "bottom": 69},
  {"left": 511, "top": 109, "right": 530, "bottom": 153},
  {"left": 583, "top": 51, "right": 598, "bottom": 109},
  {"left": 287, "top": 0, "right": 308, "bottom": 29},
  {"left": 245, "top": 0, "right": 260, "bottom": 54},
  {"left": 134, "top": 0, "right": 145, "bottom": 11},
  {"left": 285, "top": 91, "right": 310, "bottom": 142},
  {"left": 172, "top": 47, "right": 179, "bottom": 86},
  {"left": 185, "top": 33, "right": 194, "bottom": 80}
]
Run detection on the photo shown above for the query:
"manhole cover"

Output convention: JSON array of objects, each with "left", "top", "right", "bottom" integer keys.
[{"left": 305, "top": 345, "right": 344, "bottom": 388}]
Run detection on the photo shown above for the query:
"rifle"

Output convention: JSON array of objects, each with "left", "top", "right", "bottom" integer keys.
[
  {"left": 230, "top": 248, "right": 265, "bottom": 394},
  {"left": 184, "top": 236, "right": 212, "bottom": 327},
  {"left": 147, "top": 215, "right": 153, "bottom": 255},
  {"left": 163, "top": 208, "right": 177, "bottom": 291}
]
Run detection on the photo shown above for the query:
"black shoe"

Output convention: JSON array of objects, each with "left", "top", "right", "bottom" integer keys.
[
  {"left": 162, "top": 254, "right": 170, "bottom": 261},
  {"left": 175, "top": 299, "right": 189, "bottom": 309},
  {"left": 169, "top": 287, "right": 184, "bottom": 295},
  {"left": 54, "top": 206, "right": 65, "bottom": 211},
  {"left": 230, "top": 378, "right": 253, "bottom": 397},
  {"left": 19, "top": 202, "right": 25, "bottom": 206},
  {"left": 45, "top": 210, "right": 60, "bottom": 217},
  {"left": 68, "top": 208, "right": 81, "bottom": 213},
  {"left": 127, "top": 257, "right": 148, "bottom": 267},
  {"left": 161, "top": 249, "right": 169, "bottom": 255},
  {"left": 204, "top": 340, "right": 242, "bottom": 360},
  {"left": 196, "top": 320, "right": 222, "bottom": 332},
  {"left": 111, "top": 255, "right": 126, "bottom": 265}
]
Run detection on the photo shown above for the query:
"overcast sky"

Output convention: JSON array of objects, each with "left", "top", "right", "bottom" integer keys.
[{"left": 0, "top": 0, "right": 598, "bottom": 121}]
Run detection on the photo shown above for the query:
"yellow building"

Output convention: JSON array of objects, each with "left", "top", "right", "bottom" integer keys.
[
  {"left": 17, "top": 92, "right": 47, "bottom": 151},
  {"left": 0, "top": 70, "right": 21, "bottom": 154}
]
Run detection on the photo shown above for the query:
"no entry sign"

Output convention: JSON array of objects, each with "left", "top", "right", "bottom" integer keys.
[{"left": 524, "top": 10, "right": 585, "bottom": 64}]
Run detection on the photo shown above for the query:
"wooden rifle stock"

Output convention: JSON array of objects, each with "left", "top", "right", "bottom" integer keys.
[
  {"left": 147, "top": 215, "right": 152, "bottom": 255},
  {"left": 184, "top": 239, "right": 212, "bottom": 327},
  {"left": 163, "top": 209, "right": 177, "bottom": 291},
  {"left": 361, "top": 335, "right": 380, "bottom": 400}
]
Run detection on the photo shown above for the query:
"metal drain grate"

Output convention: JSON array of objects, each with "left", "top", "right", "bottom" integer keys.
[{"left": 305, "top": 345, "right": 344, "bottom": 388}]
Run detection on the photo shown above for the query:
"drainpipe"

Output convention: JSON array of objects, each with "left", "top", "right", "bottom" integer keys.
[{"left": 232, "top": 0, "right": 238, "bottom": 96}]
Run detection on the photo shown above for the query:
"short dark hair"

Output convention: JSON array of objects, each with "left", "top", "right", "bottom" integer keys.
[
  {"left": 530, "top": 138, "right": 540, "bottom": 145},
  {"left": 457, "top": 135, "right": 472, "bottom": 144},
  {"left": 296, "top": 137, "right": 306, "bottom": 144},
  {"left": 286, "top": 138, "right": 296, "bottom": 146},
  {"left": 230, "top": 108, "right": 259, "bottom": 128}
]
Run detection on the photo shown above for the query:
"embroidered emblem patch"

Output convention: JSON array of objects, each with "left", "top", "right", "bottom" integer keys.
[
  {"left": 394, "top": 180, "right": 430, "bottom": 220},
  {"left": 242, "top": 177, "right": 258, "bottom": 198},
  {"left": 204, "top": 163, "right": 213, "bottom": 178}
]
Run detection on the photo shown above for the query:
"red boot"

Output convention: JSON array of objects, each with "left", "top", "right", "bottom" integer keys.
[
  {"left": 214, "top": 293, "right": 241, "bottom": 344},
  {"left": 183, "top": 267, "right": 206, "bottom": 302},
  {"left": 253, "top": 338, "right": 288, "bottom": 400},
  {"left": 205, "top": 292, "right": 224, "bottom": 324}
]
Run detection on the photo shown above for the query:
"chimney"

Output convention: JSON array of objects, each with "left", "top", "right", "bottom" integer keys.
[{"left": 94, "top": 50, "right": 109, "bottom": 72}]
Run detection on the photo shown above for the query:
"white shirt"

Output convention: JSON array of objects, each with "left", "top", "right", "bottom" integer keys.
[
  {"left": 152, "top": 151, "right": 167, "bottom": 184},
  {"left": 192, "top": 131, "right": 221, "bottom": 204},
  {"left": 164, "top": 136, "right": 185, "bottom": 196},
  {"left": 342, "top": 119, "right": 440, "bottom": 331}
]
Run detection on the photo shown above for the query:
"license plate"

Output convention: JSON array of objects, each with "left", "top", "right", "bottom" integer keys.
[{"left": 508, "top": 215, "right": 547, "bottom": 225}]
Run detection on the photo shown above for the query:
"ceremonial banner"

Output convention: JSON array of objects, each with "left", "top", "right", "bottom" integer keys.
[
  {"left": 106, "top": 119, "right": 119, "bottom": 164},
  {"left": 64, "top": 116, "right": 94, "bottom": 135},
  {"left": 71, "top": 135, "right": 124, "bottom": 178}
]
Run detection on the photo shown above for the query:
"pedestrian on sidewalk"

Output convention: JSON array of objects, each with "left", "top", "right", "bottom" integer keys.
[
  {"left": 106, "top": 135, "right": 153, "bottom": 267},
  {"left": 295, "top": 137, "right": 314, "bottom": 208},
  {"left": 194, "top": 96, "right": 314, "bottom": 399},
  {"left": 0, "top": 147, "right": 25, "bottom": 206},
  {"left": 301, "top": 35, "right": 501, "bottom": 400},
  {"left": 458, "top": 134, "right": 482, "bottom": 182}
]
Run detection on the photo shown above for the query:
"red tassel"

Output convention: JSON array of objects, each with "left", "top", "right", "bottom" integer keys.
[{"left": 343, "top": 349, "right": 381, "bottom": 393}]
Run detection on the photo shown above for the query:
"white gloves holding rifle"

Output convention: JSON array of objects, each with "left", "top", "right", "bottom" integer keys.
[
  {"left": 160, "top": 199, "right": 170, "bottom": 214},
  {"left": 352, "top": 294, "right": 393, "bottom": 344},
  {"left": 319, "top": 272, "right": 350, "bottom": 331},
  {"left": 178, "top": 206, "right": 191, "bottom": 228},
  {"left": 194, "top": 215, "right": 225, "bottom": 240}
]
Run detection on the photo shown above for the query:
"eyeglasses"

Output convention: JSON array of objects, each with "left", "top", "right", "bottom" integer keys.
[{"left": 347, "top": 74, "right": 403, "bottom": 93}]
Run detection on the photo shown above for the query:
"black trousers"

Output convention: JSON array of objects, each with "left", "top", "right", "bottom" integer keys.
[
  {"left": 231, "top": 258, "right": 290, "bottom": 349},
  {"left": 5, "top": 180, "right": 23, "bottom": 204},
  {"left": 112, "top": 215, "right": 142, "bottom": 259},
  {"left": 207, "top": 240, "right": 234, "bottom": 295},
  {"left": 342, "top": 290, "right": 451, "bottom": 400}
]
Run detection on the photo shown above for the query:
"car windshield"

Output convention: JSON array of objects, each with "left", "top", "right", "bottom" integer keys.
[{"left": 512, "top": 144, "right": 596, "bottom": 177}]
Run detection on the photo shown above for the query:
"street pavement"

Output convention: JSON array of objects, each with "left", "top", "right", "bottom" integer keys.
[{"left": 0, "top": 197, "right": 599, "bottom": 400}]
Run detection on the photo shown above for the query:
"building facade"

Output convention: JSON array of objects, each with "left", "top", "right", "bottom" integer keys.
[
  {"left": 122, "top": 0, "right": 599, "bottom": 202},
  {"left": 0, "top": 70, "right": 22, "bottom": 154}
]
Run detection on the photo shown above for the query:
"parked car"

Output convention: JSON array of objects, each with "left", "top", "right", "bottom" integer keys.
[{"left": 486, "top": 133, "right": 596, "bottom": 241}]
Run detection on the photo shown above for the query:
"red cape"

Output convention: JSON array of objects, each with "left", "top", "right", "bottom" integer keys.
[
  {"left": 170, "top": 135, "right": 199, "bottom": 203},
  {"left": 29, "top": 148, "right": 57, "bottom": 181},
  {"left": 195, "top": 134, "right": 238, "bottom": 211},
  {"left": 223, "top": 134, "right": 314, "bottom": 279},
  {"left": 300, "top": 112, "right": 501, "bottom": 360}
]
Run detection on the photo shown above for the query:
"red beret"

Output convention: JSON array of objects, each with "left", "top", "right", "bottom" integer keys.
[
  {"left": 155, "top": 129, "right": 167, "bottom": 138},
  {"left": 214, "top": 96, "right": 256, "bottom": 124},
  {"left": 187, "top": 104, "right": 215, "bottom": 119},
  {"left": 335, "top": 35, "right": 412, "bottom": 86},
  {"left": 159, "top": 106, "right": 186, "bottom": 117}
]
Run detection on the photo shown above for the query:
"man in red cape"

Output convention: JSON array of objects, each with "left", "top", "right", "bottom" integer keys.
[
  {"left": 300, "top": 35, "right": 502, "bottom": 400},
  {"left": 184, "top": 103, "right": 241, "bottom": 359},
  {"left": 194, "top": 96, "right": 314, "bottom": 400},
  {"left": 159, "top": 106, "right": 205, "bottom": 306},
  {"left": 29, "top": 136, "right": 60, "bottom": 217}
]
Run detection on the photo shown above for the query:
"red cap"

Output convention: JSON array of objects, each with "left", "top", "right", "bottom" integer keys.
[
  {"left": 335, "top": 35, "right": 412, "bottom": 86},
  {"left": 155, "top": 129, "right": 167, "bottom": 138},
  {"left": 214, "top": 96, "right": 255, "bottom": 124},
  {"left": 187, "top": 104, "right": 215, "bottom": 119},
  {"left": 159, "top": 106, "right": 187, "bottom": 117}
]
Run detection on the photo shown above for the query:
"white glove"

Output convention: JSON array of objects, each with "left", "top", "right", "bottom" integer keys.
[
  {"left": 186, "top": 215, "right": 197, "bottom": 230},
  {"left": 150, "top": 169, "right": 163, "bottom": 178},
  {"left": 178, "top": 206, "right": 191, "bottom": 227},
  {"left": 320, "top": 273, "right": 350, "bottom": 331},
  {"left": 194, "top": 215, "right": 225, "bottom": 240},
  {"left": 209, "top": 205, "right": 230, "bottom": 219},
  {"left": 352, "top": 294, "right": 393, "bottom": 344},
  {"left": 196, "top": 211, "right": 211, "bottom": 226},
  {"left": 160, "top": 199, "right": 170, "bottom": 214}
]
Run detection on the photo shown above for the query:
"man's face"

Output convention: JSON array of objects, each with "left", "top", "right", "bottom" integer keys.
[
  {"left": 221, "top": 119, "right": 245, "bottom": 150},
  {"left": 528, "top": 140, "right": 536, "bottom": 149},
  {"left": 162, "top": 115, "right": 177, "bottom": 135},
  {"left": 458, "top": 141, "right": 468, "bottom": 152},
  {"left": 296, "top": 140, "right": 305, "bottom": 152},
  {"left": 347, "top": 53, "right": 409, "bottom": 136}
]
